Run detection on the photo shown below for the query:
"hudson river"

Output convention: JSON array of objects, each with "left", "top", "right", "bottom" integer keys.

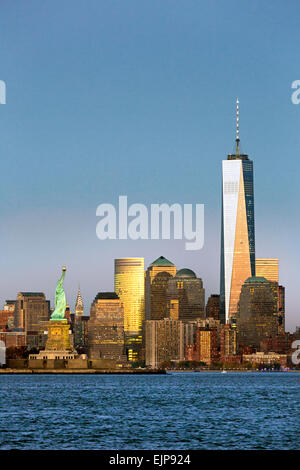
[{"left": 0, "top": 372, "right": 299, "bottom": 449}]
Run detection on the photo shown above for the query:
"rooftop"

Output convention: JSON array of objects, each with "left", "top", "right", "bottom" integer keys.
[
  {"left": 150, "top": 256, "right": 175, "bottom": 267},
  {"left": 18, "top": 292, "right": 45, "bottom": 297},
  {"left": 175, "top": 268, "right": 196, "bottom": 278},
  {"left": 94, "top": 292, "right": 119, "bottom": 301},
  {"left": 244, "top": 276, "right": 269, "bottom": 284}
]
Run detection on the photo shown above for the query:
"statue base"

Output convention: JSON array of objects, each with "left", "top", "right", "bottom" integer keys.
[
  {"left": 29, "top": 350, "right": 77, "bottom": 360},
  {"left": 46, "top": 320, "right": 73, "bottom": 351}
]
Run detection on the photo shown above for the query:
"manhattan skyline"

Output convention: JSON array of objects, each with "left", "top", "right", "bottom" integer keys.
[{"left": 1, "top": 1, "right": 299, "bottom": 331}]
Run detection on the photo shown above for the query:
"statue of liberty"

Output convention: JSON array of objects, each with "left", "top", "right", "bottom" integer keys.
[{"left": 50, "top": 266, "right": 67, "bottom": 321}]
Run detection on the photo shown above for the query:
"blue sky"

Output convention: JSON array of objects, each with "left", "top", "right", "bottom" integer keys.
[{"left": 0, "top": 0, "right": 299, "bottom": 331}]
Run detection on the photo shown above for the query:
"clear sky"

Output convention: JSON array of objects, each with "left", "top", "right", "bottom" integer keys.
[{"left": 0, "top": 1, "right": 299, "bottom": 331}]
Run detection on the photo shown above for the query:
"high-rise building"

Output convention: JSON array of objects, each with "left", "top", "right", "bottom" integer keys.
[
  {"left": 206, "top": 294, "right": 220, "bottom": 320},
  {"left": 166, "top": 269, "right": 205, "bottom": 321},
  {"left": 114, "top": 258, "right": 145, "bottom": 361},
  {"left": 74, "top": 287, "right": 85, "bottom": 348},
  {"left": 255, "top": 258, "right": 285, "bottom": 334},
  {"left": 237, "top": 277, "right": 278, "bottom": 350},
  {"left": 220, "top": 324, "right": 238, "bottom": 359},
  {"left": 193, "top": 328, "right": 219, "bottom": 365},
  {"left": 145, "top": 256, "right": 176, "bottom": 320},
  {"left": 14, "top": 292, "right": 50, "bottom": 349},
  {"left": 88, "top": 292, "right": 126, "bottom": 362},
  {"left": 220, "top": 99, "right": 255, "bottom": 324},
  {"left": 255, "top": 258, "right": 279, "bottom": 283},
  {"left": 65, "top": 304, "right": 72, "bottom": 323},
  {"left": 75, "top": 287, "right": 84, "bottom": 317},
  {"left": 14, "top": 292, "right": 50, "bottom": 330},
  {"left": 278, "top": 285, "right": 285, "bottom": 334},
  {"left": 145, "top": 318, "right": 184, "bottom": 368}
]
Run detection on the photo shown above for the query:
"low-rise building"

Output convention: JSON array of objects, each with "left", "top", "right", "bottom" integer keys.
[
  {"left": 243, "top": 351, "right": 287, "bottom": 367},
  {"left": 0, "top": 331, "right": 26, "bottom": 348}
]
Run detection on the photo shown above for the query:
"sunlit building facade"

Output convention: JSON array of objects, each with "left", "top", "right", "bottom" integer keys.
[
  {"left": 193, "top": 327, "right": 219, "bottom": 365},
  {"left": 255, "top": 258, "right": 279, "bottom": 283},
  {"left": 255, "top": 258, "right": 285, "bottom": 333},
  {"left": 114, "top": 258, "right": 145, "bottom": 361},
  {"left": 220, "top": 100, "right": 255, "bottom": 324}
]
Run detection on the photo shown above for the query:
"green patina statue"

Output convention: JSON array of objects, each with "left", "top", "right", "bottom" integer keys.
[{"left": 50, "top": 266, "right": 67, "bottom": 321}]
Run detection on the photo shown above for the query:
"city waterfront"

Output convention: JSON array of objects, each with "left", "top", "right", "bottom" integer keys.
[{"left": 0, "top": 372, "right": 298, "bottom": 450}]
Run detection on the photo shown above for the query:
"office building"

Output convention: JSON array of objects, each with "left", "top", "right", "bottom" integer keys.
[
  {"left": 145, "top": 256, "right": 176, "bottom": 320},
  {"left": 206, "top": 294, "right": 220, "bottom": 320},
  {"left": 14, "top": 292, "right": 50, "bottom": 349},
  {"left": 255, "top": 258, "right": 285, "bottom": 333},
  {"left": 166, "top": 269, "right": 205, "bottom": 321},
  {"left": 190, "top": 327, "right": 219, "bottom": 365},
  {"left": 145, "top": 318, "right": 184, "bottom": 368},
  {"left": 0, "top": 310, "right": 13, "bottom": 330},
  {"left": 114, "top": 258, "right": 145, "bottom": 361},
  {"left": 255, "top": 258, "right": 279, "bottom": 283},
  {"left": 0, "top": 331, "right": 26, "bottom": 348},
  {"left": 278, "top": 285, "right": 285, "bottom": 334},
  {"left": 88, "top": 292, "right": 126, "bottom": 362},
  {"left": 237, "top": 277, "right": 278, "bottom": 350},
  {"left": 220, "top": 324, "right": 238, "bottom": 359},
  {"left": 220, "top": 100, "right": 255, "bottom": 323},
  {"left": 74, "top": 287, "right": 85, "bottom": 348}
]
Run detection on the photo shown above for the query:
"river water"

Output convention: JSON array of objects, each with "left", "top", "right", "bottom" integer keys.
[{"left": 0, "top": 372, "right": 299, "bottom": 449}]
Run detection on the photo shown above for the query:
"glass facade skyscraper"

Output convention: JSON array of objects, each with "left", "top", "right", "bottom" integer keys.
[
  {"left": 220, "top": 102, "right": 255, "bottom": 324},
  {"left": 114, "top": 258, "right": 145, "bottom": 361}
]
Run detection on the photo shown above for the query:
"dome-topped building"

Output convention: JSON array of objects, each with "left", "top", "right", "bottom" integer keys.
[
  {"left": 175, "top": 268, "right": 196, "bottom": 278},
  {"left": 166, "top": 267, "right": 205, "bottom": 321}
]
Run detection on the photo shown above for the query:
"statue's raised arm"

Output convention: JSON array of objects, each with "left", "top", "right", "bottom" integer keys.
[{"left": 50, "top": 266, "right": 67, "bottom": 321}]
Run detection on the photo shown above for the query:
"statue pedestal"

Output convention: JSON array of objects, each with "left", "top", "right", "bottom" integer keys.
[
  {"left": 30, "top": 320, "right": 77, "bottom": 361},
  {"left": 46, "top": 320, "right": 72, "bottom": 351}
]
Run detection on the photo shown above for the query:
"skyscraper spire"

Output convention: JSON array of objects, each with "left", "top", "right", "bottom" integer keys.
[
  {"left": 236, "top": 98, "right": 240, "bottom": 155},
  {"left": 75, "top": 285, "right": 84, "bottom": 317}
]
